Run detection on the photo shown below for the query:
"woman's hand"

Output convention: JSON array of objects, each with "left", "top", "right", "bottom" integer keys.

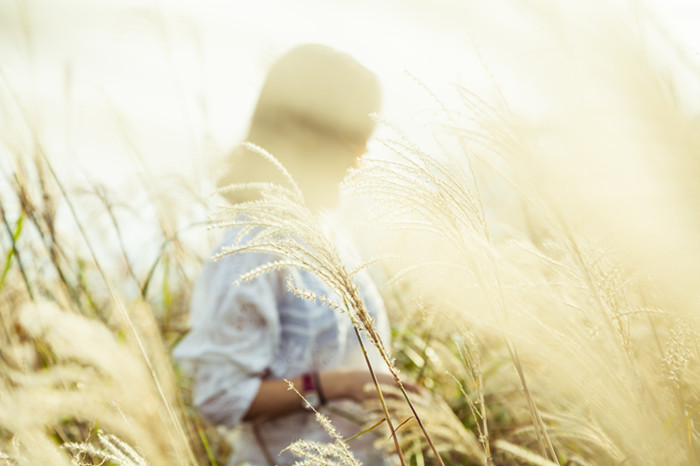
[{"left": 320, "top": 369, "right": 422, "bottom": 403}]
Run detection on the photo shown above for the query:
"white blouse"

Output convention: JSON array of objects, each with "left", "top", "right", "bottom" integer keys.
[{"left": 173, "top": 217, "right": 392, "bottom": 465}]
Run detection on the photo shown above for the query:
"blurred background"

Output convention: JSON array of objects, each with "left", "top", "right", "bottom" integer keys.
[
  {"left": 2, "top": 0, "right": 699, "bottom": 188},
  {"left": 3, "top": 1, "right": 700, "bottom": 463}
]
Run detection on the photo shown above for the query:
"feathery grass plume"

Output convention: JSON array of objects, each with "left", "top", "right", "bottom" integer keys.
[
  {"left": 0, "top": 301, "right": 195, "bottom": 465},
  {"left": 452, "top": 332, "right": 492, "bottom": 465},
  {"left": 283, "top": 380, "right": 361, "bottom": 466},
  {"left": 386, "top": 287, "right": 623, "bottom": 464},
  {"left": 1, "top": 4, "right": 226, "bottom": 463},
  {"left": 382, "top": 292, "right": 493, "bottom": 463},
  {"left": 1, "top": 80, "right": 217, "bottom": 465},
  {"left": 346, "top": 1, "right": 700, "bottom": 464},
  {"left": 3, "top": 142, "right": 204, "bottom": 463},
  {"left": 213, "top": 144, "right": 392, "bottom": 368},
  {"left": 0, "top": 150, "right": 215, "bottom": 461},
  {"left": 345, "top": 120, "right": 558, "bottom": 463},
  {"left": 492, "top": 2, "right": 700, "bottom": 462},
  {"left": 213, "top": 141, "right": 448, "bottom": 464},
  {"left": 493, "top": 440, "right": 557, "bottom": 466},
  {"left": 368, "top": 383, "right": 484, "bottom": 465},
  {"left": 65, "top": 430, "right": 147, "bottom": 466}
]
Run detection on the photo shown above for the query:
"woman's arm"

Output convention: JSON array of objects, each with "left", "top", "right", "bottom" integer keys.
[{"left": 243, "top": 369, "right": 416, "bottom": 421}]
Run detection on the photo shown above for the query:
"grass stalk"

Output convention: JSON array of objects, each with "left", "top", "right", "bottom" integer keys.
[
  {"left": 505, "top": 341, "right": 558, "bottom": 463},
  {"left": 92, "top": 184, "right": 144, "bottom": 296},
  {"left": 193, "top": 412, "right": 218, "bottom": 466},
  {"left": 394, "top": 380, "right": 446, "bottom": 466},
  {"left": 352, "top": 326, "right": 407, "bottom": 466},
  {"left": 23, "top": 140, "right": 197, "bottom": 464},
  {"left": 0, "top": 205, "right": 33, "bottom": 300}
]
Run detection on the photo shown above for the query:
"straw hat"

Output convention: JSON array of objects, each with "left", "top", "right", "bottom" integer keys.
[{"left": 219, "top": 44, "right": 382, "bottom": 207}]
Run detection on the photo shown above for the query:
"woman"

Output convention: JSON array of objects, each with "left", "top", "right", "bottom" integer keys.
[{"left": 174, "top": 44, "right": 402, "bottom": 465}]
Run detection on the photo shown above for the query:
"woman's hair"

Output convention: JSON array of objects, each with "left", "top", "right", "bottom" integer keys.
[
  {"left": 250, "top": 44, "right": 381, "bottom": 152},
  {"left": 218, "top": 44, "right": 382, "bottom": 205}
]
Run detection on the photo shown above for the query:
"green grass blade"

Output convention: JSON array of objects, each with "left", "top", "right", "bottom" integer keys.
[
  {"left": 346, "top": 418, "right": 386, "bottom": 442},
  {"left": 0, "top": 210, "right": 23, "bottom": 287},
  {"left": 0, "top": 207, "right": 33, "bottom": 299}
]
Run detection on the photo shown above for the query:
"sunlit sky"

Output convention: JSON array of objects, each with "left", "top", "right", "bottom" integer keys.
[{"left": 1, "top": 0, "right": 699, "bottom": 191}]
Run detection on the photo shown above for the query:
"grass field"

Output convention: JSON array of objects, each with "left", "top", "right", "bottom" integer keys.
[{"left": 2, "top": 1, "right": 700, "bottom": 464}]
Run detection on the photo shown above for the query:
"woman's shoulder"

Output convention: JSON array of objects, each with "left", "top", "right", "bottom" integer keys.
[{"left": 185, "top": 225, "right": 285, "bottom": 327}]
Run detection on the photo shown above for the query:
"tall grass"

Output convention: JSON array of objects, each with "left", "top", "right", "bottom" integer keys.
[
  {"left": 0, "top": 143, "right": 209, "bottom": 464},
  {"left": 3, "top": 0, "right": 700, "bottom": 464},
  {"left": 344, "top": 2, "right": 700, "bottom": 464},
  {"left": 0, "top": 73, "right": 214, "bottom": 463}
]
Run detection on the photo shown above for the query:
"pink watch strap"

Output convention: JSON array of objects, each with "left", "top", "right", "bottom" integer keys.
[{"left": 302, "top": 372, "right": 315, "bottom": 392}]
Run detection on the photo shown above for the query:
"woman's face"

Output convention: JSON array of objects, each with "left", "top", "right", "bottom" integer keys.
[{"left": 294, "top": 145, "right": 364, "bottom": 211}]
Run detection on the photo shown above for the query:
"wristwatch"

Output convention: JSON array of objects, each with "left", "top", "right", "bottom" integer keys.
[{"left": 302, "top": 372, "right": 325, "bottom": 410}]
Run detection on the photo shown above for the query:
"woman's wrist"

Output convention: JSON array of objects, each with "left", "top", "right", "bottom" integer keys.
[
  {"left": 300, "top": 372, "right": 326, "bottom": 410},
  {"left": 312, "top": 372, "right": 326, "bottom": 405},
  {"left": 318, "top": 370, "right": 350, "bottom": 401}
]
